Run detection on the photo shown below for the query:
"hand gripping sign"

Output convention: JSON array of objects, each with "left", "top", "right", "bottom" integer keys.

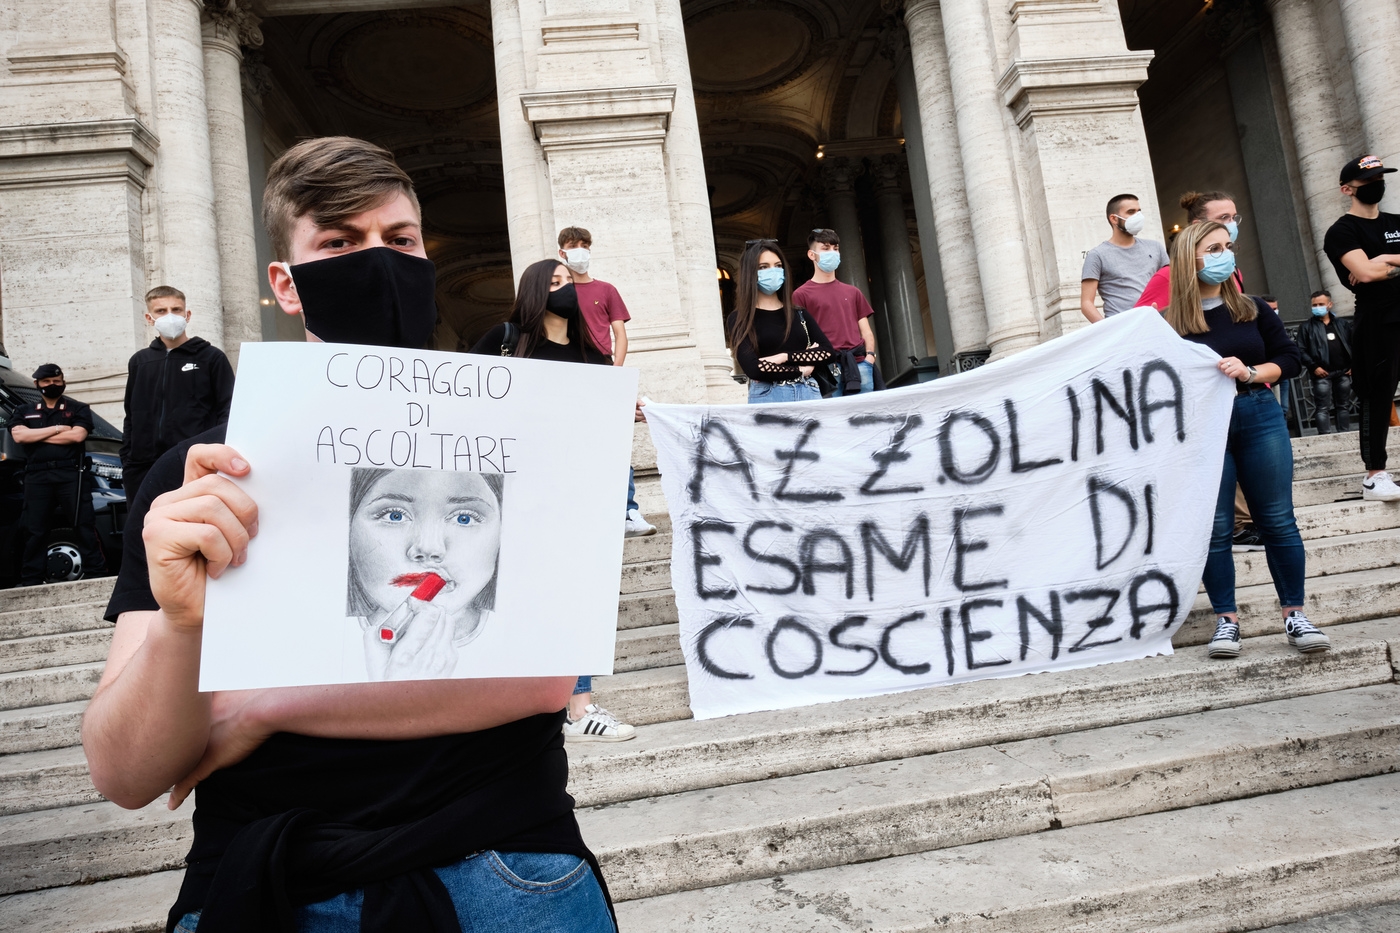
[
  {"left": 200, "top": 342, "right": 638, "bottom": 691},
  {"left": 644, "top": 309, "right": 1236, "bottom": 720}
]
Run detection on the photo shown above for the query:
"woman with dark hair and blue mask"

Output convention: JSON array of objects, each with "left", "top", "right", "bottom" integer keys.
[
  {"left": 1162, "top": 221, "right": 1325, "bottom": 661},
  {"left": 727, "top": 238, "right": 835, "bottom": 403}
]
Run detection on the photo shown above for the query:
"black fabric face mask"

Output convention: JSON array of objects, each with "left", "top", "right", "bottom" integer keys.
[
  {"left": 545, "top": 283, "right": 580, "bottom": 319},
  {"left": 289, "top": 247, "right": 438, "bottom": 348},
  {"left": 1355, "top": 179, "right": 1386, "bottom": 205},
  {"left": 39, "top": 384, "right": 64, "bottom": 399}
]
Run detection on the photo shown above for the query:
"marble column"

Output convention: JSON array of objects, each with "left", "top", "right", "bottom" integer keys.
[
  {"left": 489, "top": 0, "right": 555, "bottom": 275},
  {"left": 202, "top": 0, "right": 262, "bottom": 364},
  {"left": 151, "top": 0, "right": 223, "bottom": 343},
  {"left": 655, "top": 0, "right": 741, "bottom": 402},
  {"left": 1267, "top": 0, "right": 1350, "bottom": 308},
  {"left": 937, "top": 0, "right": 1040, "bottom": 358},
  {"left": 1336, "top": 0, "right": 1400, "bottom": 211},
  {"left": 872, "top": 154, "right": 926, "bottom": 383},
  {"left": 893, "top": 43, "right": 952, "bottom": 371},
  {"left": 902, "top": 0, "right": 988, "bottom": 363},
  {"left": 821, "top": 157, "right": 872, "bottom": 301}
]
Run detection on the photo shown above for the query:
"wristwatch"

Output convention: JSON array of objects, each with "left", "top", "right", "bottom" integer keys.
[{"left": 1245, "top": 365, "right": 1258, "bottom": 384}]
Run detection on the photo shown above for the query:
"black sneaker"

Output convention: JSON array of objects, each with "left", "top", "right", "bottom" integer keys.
[
  {"left": 1207, "top": 617, "right": 1241, "bottom": 659},
  {"left": 1284, "top": 610, "right": 1330, "bottom": 653},
  {"left": 1231, "top": 524, "right": 1264, "bottom": 552}
]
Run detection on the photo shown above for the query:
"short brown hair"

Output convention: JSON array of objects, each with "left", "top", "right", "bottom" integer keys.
[
  {"left": 262, "top": 137, "right": 419, "bottom": 261},
  {"left": 558, "top": 226, "right": 592, "bottom": 248},
  {"left": 807, "top": 228, "right": 839, "bottom": 249},
  {"left": 1179, "top": 190, "right": 1236, "bottom": 223},
  {"left": 145, "top": 285, "right": 185, "bottom": 304}
]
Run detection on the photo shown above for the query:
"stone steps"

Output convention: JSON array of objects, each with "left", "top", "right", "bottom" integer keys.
[
  {"left": 0, "top": 869, "right": 182, "bottom": 933},
  {"left": 0, "top": 796, "right": 188, "bottom": 897},
  {"left": 580, "top": 684, "right": 1400, "bottom": 902},
  {"left": 0, "top": 745, "right": 100, "bottom": 816},
  {"left": 0, "top": 580, "right": 113, "bottom": 617},
  {"left": 0, "top": 602, "right": 109, "bottom": 643},
  {"left": 596, "top": 564, "right": 1400, "bottom": 727},
  {"left": 0, "top": 662, "right": 103, "bottom": 713},
  {"left": 571, "top": 621, "right": 1398, "bottom": 808},
  {"left": 0, "top": 701, "right": 89, "bottom": 755},
  {"left": 5, "top": 624, "right": 1394, "bottom": 902},
  {"left": 614, "top": 771, "right": 1400, "bottom": 932},
  {"left": 0, "top": 629, "right": 112, "bottom": 676}
]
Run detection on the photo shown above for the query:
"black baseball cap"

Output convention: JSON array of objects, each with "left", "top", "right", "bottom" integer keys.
[
  {"left": 1340, "top": 154, "right": 1397, "bottom": 185},
  {"left": 31, "top": 363, "right": 63, "bottom": 381}
]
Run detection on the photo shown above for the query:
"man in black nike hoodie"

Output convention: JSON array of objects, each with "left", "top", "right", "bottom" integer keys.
[{"left": 120, "top": 286, "right": 235, "bottom": 499}]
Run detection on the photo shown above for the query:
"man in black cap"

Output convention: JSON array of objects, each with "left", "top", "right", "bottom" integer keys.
[
  {"left": 5, "top": 364, "right": 108, "bottom": 582},
  {"left": 1323, "top": 155, "right": 1400, "bottom": 501}
]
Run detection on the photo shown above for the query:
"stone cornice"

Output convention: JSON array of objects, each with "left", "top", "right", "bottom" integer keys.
[
  {"left": 0, "top": 117, "right": 158, "bottom": 163},
  {"left": 997, "top": 51, "right": 1154, "bottom": 127},
  {"left": 519, "top": 85, "right": 676, "bottom": 151}
]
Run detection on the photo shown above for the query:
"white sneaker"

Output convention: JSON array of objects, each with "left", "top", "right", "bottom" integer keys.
[
  {"left": 1362, "top": 471, "right": 1400, "bottom": 501},
  {"left": 563, "top": 704, "right": 636, "bottom": 742},
  {"left": 1284, "top": 610, "right": 1331, "bottom": 654},
  {"left": 624, "top": 508, "right": 658, "bottom": 537}
]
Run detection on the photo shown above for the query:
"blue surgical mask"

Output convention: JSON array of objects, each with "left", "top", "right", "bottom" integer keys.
[
  {"left": 1311, "top": 305, "right": 1329, "bottom": 317},
  {"left": 1224, "top": 220, "right": 1239, "bottom": 241},
  {"left": 757, "top": 267, "right": 785, "bottom": 295},
  {"left": 815, "top": 251, "right": 841, "bottom": 273},
  {"left": 1198, "top": 249, "right": 1236, "bottom": 285}
]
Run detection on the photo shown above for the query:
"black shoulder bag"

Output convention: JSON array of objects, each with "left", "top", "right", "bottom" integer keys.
[{"left": 797, "top": 309, "right": 840, "bottom": 398}]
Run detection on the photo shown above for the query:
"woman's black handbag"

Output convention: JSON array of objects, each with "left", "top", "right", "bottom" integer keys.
[{"left": 797, "top": 310, "right": 840, "bottom": 397}]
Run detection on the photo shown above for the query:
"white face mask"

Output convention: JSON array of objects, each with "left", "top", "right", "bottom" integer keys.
[
  {"left": 563, "top": 247, "right": 590, "bottom": 275},
  {"left": 1121, "top": 212, "right": 1146, "bottom": 236},
  {"left": 153, "top": 313, "right": 188, "bottom": 339}
]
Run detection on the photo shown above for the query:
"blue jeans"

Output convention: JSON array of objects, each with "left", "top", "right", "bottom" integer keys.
[
  {"left": 830, "top": 360, "right": 875, "bottom": 397},
  {"left": 174, "top": 851, "right": 614, "bottom": 933},
  {"left": 574, "top": 675, "right": 591, "bottom": 695},
  {"left": 1202, "top": 387, "right": 1306, "bottom": 615},
  {"left": 626, "top": 467, "right": 638, "bottom": 514},
  {"left": 747, "top": 377, "right": 820, "bottom": 403}
]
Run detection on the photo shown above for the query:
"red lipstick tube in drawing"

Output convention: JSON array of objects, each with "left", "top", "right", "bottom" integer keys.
[{"left": 379, "top": 572, "right": 447, "bottom": 644}]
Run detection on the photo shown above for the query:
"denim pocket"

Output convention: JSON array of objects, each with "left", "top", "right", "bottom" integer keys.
[
  {"left": 174, "top": 911, "right": 201, "bottom": 933},
  {"left": 486, "top": 851, "right": 589, "bottom": 892}
]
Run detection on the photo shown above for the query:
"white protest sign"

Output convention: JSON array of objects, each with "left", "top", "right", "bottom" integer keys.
[
  {"left": 644, "top": 309, "right": 1235, "bottom": 720},
  {"left": 201, "top": 342, "right": 638, "bottom": 691}
]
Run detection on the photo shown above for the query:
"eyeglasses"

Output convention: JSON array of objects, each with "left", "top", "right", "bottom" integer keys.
[
  {"left": 745, "top": 238, "right": 780, "bottom": 246},
  {"left": 1213, "top": 213, "right": 1243, "bottom": 225},
  {"left": 810, "top": 228, "right": 836, "bottom": 235}
]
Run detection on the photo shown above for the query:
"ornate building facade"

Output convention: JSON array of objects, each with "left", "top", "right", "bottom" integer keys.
[{"left": 2, "top": 0, "right": 1397, "bottom": 421}]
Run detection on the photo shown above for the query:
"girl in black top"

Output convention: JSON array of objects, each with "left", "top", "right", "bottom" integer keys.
[
  {"left": 726, "top": 238, "right": 834, "bottom": 403},
  {"left": 1163, "top": 221, "right": 1325, "bottom": 660},
  {"left": 469, "top": 259, "right": 637, "bottom": 744},
  {"left": 470, "top": 259, "right": 610, "bottom": 364}
]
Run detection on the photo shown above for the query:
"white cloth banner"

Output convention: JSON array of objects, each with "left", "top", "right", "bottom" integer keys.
[
  {"left": 201, "top": 342, "right": 637, "bottom": 691},
  {"left": 645, "top": 309, "right": 1235, "bottom": 720}
]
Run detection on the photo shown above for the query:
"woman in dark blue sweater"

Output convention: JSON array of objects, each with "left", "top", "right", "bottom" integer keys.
[{"left": 1163, "top": 221, "right": 1326, "bottom": 659}]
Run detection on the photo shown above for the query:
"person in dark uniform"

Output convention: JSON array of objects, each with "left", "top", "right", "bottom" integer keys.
[
  {"left": 5, "top": 364, "right": 107, "bottom": 584},
  {"left": 120, "top": 286, "right": 235, "bottom": 501}
]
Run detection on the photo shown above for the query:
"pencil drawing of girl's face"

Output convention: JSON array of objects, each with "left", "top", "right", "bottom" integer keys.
[{"left": 349, "top": 469, "right": 502, "bottom": 620}]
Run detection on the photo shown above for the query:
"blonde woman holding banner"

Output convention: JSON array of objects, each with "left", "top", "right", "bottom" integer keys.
[{"left": 1162, "top": 221, "right": 1322, "bottom": 660}]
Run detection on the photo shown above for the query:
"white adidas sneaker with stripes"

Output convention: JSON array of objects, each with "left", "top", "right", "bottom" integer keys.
[{"left": 563, "top": 704, "right": 637, "bottom": 742}]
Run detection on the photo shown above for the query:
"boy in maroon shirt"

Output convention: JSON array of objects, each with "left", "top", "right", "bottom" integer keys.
[{"left": 793, "top": 228, "right": 878, "bottom": 395}]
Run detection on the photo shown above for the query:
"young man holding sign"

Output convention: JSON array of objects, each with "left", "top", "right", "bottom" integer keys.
[{"left": 82, "top": 138, "right": 616, "bottom": 932}]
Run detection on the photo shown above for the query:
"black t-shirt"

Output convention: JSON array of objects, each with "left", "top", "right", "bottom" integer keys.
[
  {"left": 1181, "top": 297, "right": 1303, "bottom": 380},
  {"left": 1323, "top": 211, "right": 1400, "bottom": 321},
  {"left": 1325, "top": 319, "right": 1352, "bottom": 371},
  {"left": 5, "top": 399, "right": 93, "bottom": 472},
  {"left": 469, "top": 322, "right": 610, "bottom": 365},
  {"left": 104, "top": 427, "right": 609, "bottom": 932},
  {"left": 726, "top": 307, "right": 835, "bottom": 383}
]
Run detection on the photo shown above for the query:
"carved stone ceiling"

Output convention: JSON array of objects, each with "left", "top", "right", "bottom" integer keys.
[{"left": 681, "top": 0, "right": 901, "bottom": 267}]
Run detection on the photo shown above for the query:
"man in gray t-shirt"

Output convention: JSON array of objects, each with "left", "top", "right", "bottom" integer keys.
[{"left": 1081, "top": 193, "right": 1170, "bottom": 321}]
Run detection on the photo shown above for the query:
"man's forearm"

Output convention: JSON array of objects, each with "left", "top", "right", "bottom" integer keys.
[
  {"left": 1081, "top": 301, "right": 1104, "bottom": 323},
  {"left": 83, "top": 613, "right": 211, "bottom": 808},
  {"left": 10, "top": 425, "right": 58, "bottom": 443},
  {"left": 47, "top": 428, "right": 88, "bottom": 444},
  {"left": 248, "top": 675, "right": 576, "bottom": 741},
  {"left": 612, "top": 326, "right": 628, "bottom": 366}
]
